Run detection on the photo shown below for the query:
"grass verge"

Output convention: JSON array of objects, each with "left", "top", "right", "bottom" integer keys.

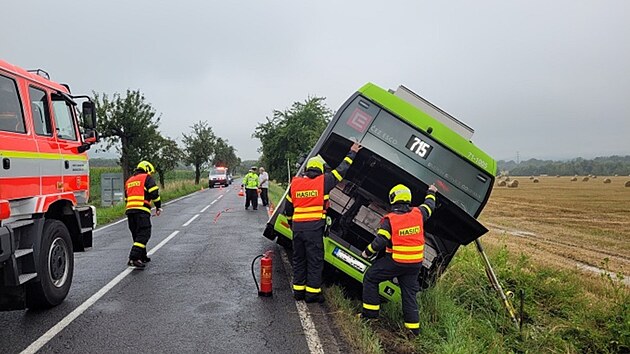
[{"left": 265, "top": 180, "right": 629, "bottom": 353}]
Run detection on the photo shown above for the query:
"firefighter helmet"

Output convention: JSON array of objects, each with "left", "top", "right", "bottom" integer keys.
[
  {"left": 306, "top": 155, "right": 325, "bottom": 173},
  {"left": 137, "top": 160, "right": 155, "bottom": 175},
  {"left": 389, "top": 184, "right": 412, "bottom": 204}
]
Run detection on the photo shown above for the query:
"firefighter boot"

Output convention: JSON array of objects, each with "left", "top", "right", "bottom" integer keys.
[
  {"left": 128, "top": 259, "right": 145, "bottom": 269},
  {"left": 293, "top": 290, "right": 305, "bottom": 301}
]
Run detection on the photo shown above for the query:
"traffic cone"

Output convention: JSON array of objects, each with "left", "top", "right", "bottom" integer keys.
[{"left": 238, "top": 187, "right": 244, "bottom": 197}]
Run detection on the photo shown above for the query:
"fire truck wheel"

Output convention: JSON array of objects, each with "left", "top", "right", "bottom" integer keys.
[{"left": 26, "top": 219, "right": 74, "bottom": 309}]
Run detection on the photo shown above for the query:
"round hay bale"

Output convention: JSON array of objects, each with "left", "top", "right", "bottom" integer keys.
[
  {"left": 614, "top": 174, "right": 618, "bottom": 177},
  {"left": 582, "top": 177, "right": 590, "bottom": 182},
  {"left": 556, "top": 175, "right": 561, "bottom": 178},
  {"left": 497, "top": 180, "right": 507, "bottom": 187},
  {"left": 625, "top": 181, "right": 630, "bottom": 187},
  {"left": 592, "top": 175, "right": 597, "bottom": 179},
  {"left": 507, "top": 180, "right": 519, "bottom": 188},
  {"left": 529, "top": 176, "right": 534, "bottom": 180},
  {"left": 571, "top": 177, "right": 577, "bottom": 182},
  {"left": 505, "top": 176, "right": 511, "bottom": 181},
  {"left": 603, "top": 178, "right": 612, "bottom": 184},
  {"left": 533, "top": 178, "right": 539, "bottom": 183}
]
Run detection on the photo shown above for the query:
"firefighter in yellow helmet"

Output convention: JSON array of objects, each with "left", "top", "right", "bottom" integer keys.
[
  {"left": 284, "top": 142, "right": 362, "bottom": 303},
  {"left": 359, "top": 183, "right": 437, "bottom": 337},
  {"left": 124, "top": 160, "right": 162, "bottom": 268}
]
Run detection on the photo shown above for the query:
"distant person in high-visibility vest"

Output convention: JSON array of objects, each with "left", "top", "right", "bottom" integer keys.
[
  {"left": 124, "top": 160, "right": 162, "bottom": 268},
  {"left": 242, "top": 166, "right": 259, "bottom": 210},
  {"left": 359, "top": 183, "right": 437, "bottom": 337},
  {"left": 284, "top": 141, "right": 362, "bottom": 303}
]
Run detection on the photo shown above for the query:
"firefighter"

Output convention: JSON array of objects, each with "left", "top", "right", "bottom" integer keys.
[
  {"left": 125, "top": 160, "right": 162, "bottom": 268},
  {"left": 284, "top": 141, "right": 362, "bottom": 303},
  {"left": 359, "top": 183, "right": 438, "bottom": 336},
  {"left": 242, "top": 166, "right": 259, "bottom": 210}
]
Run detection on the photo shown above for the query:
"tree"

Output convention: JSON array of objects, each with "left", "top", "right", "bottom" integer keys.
[
  {"left": 148, "top": 136, "right": 184, "bottom": 187},
  {"left": 182, "top": 121, "right": 216, "bottom": 184},
  {"left": 212, "top": 137, "right": 240, "bottom": 171},
  {"left": 94, "top": 90, "right": 161, "bottom": 181},
  {"left": 253, "top": 97, "right": 331, "bottom": 183}
]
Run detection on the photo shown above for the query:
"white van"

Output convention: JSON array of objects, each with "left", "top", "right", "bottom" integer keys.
[{"left": 208, "top": 167, "right": 230, "bottom": 188}]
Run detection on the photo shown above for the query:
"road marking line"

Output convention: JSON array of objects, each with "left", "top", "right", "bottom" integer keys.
[
  {"left": 279, "top": 250, "right": 324, "bottom": 354},
  {"left": 200, "top": 204, "right": 211, "bottom": 213},
  {"left": 21, "top": 230, "right": 181, "bottom": 354},
  {"left": 182, "top": 214, "right": 199, "bottom": 227}
]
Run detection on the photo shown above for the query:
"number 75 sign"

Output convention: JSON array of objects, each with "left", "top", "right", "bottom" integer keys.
[{"left": 405, "top": 135, "right": 433, "bottom": 159}]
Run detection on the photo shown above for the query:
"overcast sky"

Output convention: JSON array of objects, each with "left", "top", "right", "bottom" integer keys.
[{"left": 2, "top": 1, "right": 628, "bottom": 161}]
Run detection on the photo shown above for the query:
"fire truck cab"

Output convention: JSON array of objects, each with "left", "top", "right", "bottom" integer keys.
[{"left": 0, "top": 59, "right": 98, "bottom": 310}]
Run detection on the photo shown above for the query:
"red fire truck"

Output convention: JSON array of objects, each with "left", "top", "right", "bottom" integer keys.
[{"left": 0, "top": 59, "right": 98, "bottom": 310}]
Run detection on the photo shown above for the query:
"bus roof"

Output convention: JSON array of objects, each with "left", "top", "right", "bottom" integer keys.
[{"left": 358, "top": 83, "right": 497, "bottom": 176}]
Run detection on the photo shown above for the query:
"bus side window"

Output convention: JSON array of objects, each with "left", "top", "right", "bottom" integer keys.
[
  {"left": 0, "top": 74, "right": 26, "bottom": 133},
  {"left": 29, "top": 86, "right": 53, "bottom": 136}
]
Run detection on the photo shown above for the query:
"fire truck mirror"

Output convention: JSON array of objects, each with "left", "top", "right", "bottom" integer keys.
[{"left": 82, "top": 101, "right": 96, "bottom": 129}]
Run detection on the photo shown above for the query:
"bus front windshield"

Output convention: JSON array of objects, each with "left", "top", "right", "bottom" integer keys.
[{"left": 320, "top": 96, "right": 492, "bottom": 216}]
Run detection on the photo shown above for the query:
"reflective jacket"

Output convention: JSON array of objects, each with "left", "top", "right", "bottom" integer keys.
[
  {"left": 125, "top": 172, "right": 161, "bottom": 214},
  {"left": 243, "top": 172, "right": 259, "bottom": 189},
  {"left": 284, "top": 149, "right": 356, "bottom": 231},
  {"left": 386, "top": 207, "right": 425, "bottom": 264},
  {"left": 290, "top": 174, "right": 327, "bottom": 223}
]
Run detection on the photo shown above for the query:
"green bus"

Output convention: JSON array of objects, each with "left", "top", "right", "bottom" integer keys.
[{"left": 263, "top": 83, "right": 497, "bottom": 301}]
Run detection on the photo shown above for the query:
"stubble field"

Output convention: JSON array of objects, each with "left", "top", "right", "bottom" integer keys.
[{"left": 480, "top": 175, "right": 630, "bottom": 281}]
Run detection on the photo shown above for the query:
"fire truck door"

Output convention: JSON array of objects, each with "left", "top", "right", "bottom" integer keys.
[
  {"left": 29, "top": 86, "right": 62, "bottom": 196},
  {"left": 51, "top": 95, "right": 87, "bottom": 199},
  {"left": 0, "top": 74, "right": 38, "bottom": 200}
]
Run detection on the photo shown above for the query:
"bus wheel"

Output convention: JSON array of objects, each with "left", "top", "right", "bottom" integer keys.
[{"left": 26, "top": 220, "right": 74, "bottom": 309}]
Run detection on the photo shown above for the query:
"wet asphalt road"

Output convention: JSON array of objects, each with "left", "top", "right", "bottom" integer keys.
[{"left": 0, "top": 183, "right": 347, "bottom": 353}]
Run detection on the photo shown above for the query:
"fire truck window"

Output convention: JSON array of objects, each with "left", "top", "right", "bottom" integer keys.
[
  {"left": 0, "top": 75, "right": 26, "bottom": 133},
  {"left": 29, "top": 86, "right": 53, "bottom": 136},
  {"left": 52, "top": 99, "right": 77, "bottom": 141}
]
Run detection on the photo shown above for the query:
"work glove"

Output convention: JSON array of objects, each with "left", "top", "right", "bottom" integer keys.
[
  {"left": 361, "top": 250, "right": 370, "bottom": 259},
  {"left": 155, "top": 208, "right": 163, "bottom": 216}
]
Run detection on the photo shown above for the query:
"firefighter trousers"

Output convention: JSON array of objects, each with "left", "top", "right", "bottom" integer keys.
[
  {"left": 292, "top": 227, "right": 324, "bottom": 301},
  {"left": 127, "top": 212, "right": 152, "bottom": 261},
  {"left": 362, "top": 256, "right": 421, "bottom": 333},
  {"left": 245, "top": 188, "right": 258, "bottom": 210}
]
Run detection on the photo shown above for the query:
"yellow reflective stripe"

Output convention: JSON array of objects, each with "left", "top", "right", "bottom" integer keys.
[
  {"left": 0, "top": 150, "right": 88, "bottom": 161},
  {"left": 305, "top": 286, "right": 321, "bottom": 294},
  {"left": 405, "top": 322, "right": 420, "bottom": 329},
  {"left": 332, "top": 169, "right": 342, "bottom": 181},
  {"left": 377, "top": 229, "right": 391, "bottom": 240},
  {"left": 127, "top": 206, "right": 152, "bottom": 213},
  {"left": 127, "top": 196, "right": 145, "bottom": 201},
  {"left": 344, "top": 156, "right": 353, "bottom": 164},
  {"left": 293, "top": 212, "right": 325, "bottom": 220},
  {"left": 363, "top": 303, "right": 380, "bottom": 311},
  {"left": 421, "top": 204, "right": 432, "bottom": 217},
  {"left": 148, "top": 186, "right": 159, "bottom": 193},
  {"left": 323, "top": 194, "right": 330, "bottom": 200},
  {"left": 425, "top": 194, "right": 436, "bottom": 201},
  {"left": 285, "top": 195, "right": 293, "bottom": 202},
  {"left": 367, "top": 244, "right": 375, "bottom": 253},
  {"left": 293, "top": 284, "right": 305, "bottom": 291},
  {"left": 153, "top": 196, "right": 161, "bottom": 202},
  {"left": 133, "top": 242, "right": 146, "bottom": 249},
  {"left": 392, "top": 245, "right": 424, "bottom": 252},
  {"left": 294, "top": 206, "right": 324, "bottom": 213},
  {"left": 126, "top": 201, "right": 145, "bottom": 207},
  {"left": 392, "top": 253, "right": 423, "bottom": 260}
]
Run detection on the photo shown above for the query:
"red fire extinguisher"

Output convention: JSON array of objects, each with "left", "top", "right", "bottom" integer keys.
[{"left": 252, "top": 251, "right": 273, "bottom": 297}]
